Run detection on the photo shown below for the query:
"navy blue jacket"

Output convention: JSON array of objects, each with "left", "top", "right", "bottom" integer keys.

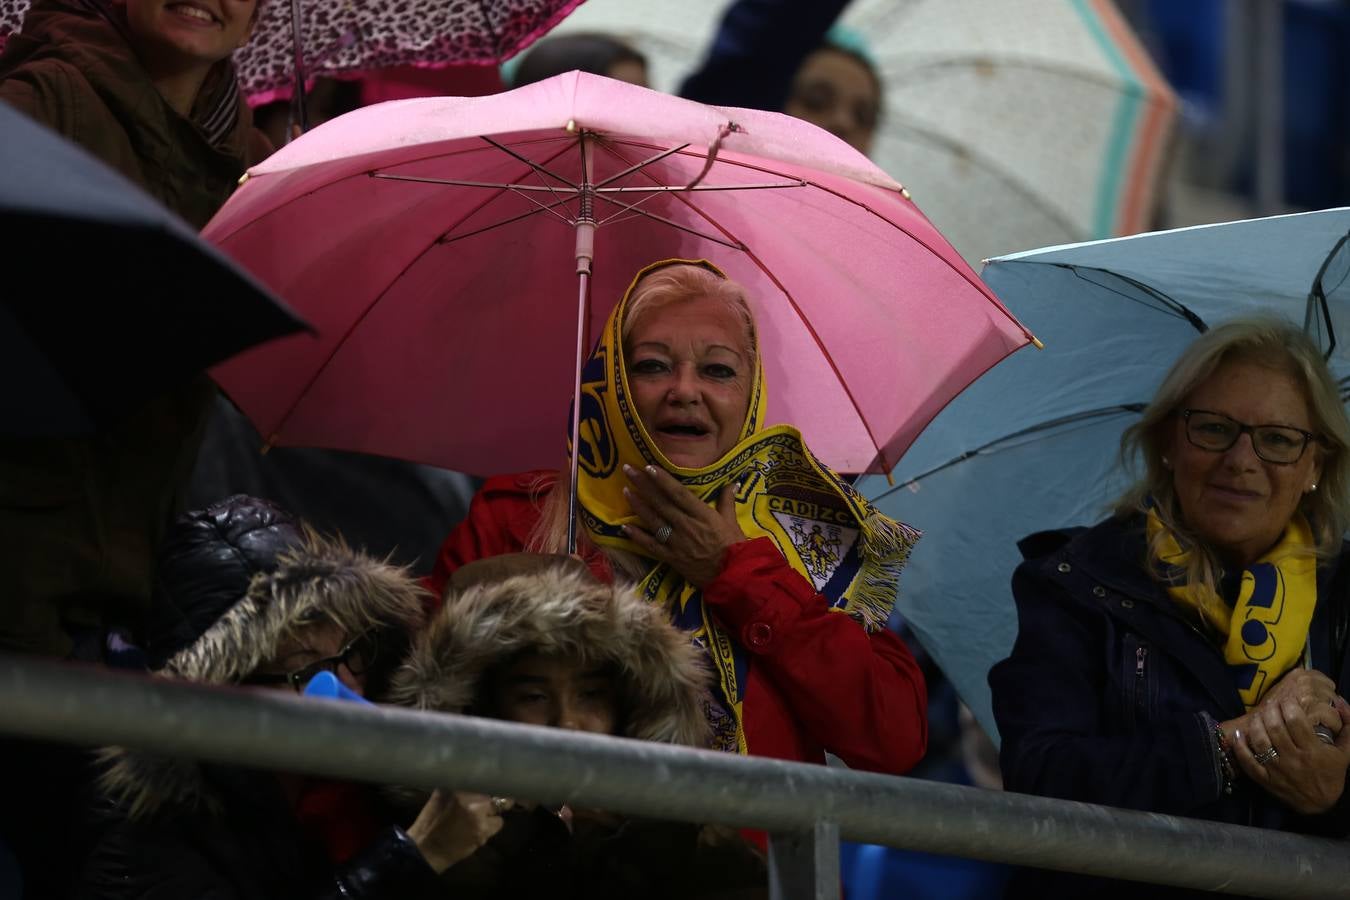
[{"left": 990, "top": 515, "right": 1350, "bottom": 895}]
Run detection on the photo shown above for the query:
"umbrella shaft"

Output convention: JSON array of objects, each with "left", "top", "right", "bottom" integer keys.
[
  {"left": 567, "top": 266, "right": 592, "bottom": 555},
  {"left": 289, "top": 0, "right": 308, "bottom": 132},
  {"left": 567, "top": 132, "right": 598, "bottom": 555}
]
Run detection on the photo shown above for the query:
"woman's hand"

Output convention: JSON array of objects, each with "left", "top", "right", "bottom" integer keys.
[
  {"left": 621, "top": 464, "right": 747, "bottom": 586},
  {"left": 1229, "top": 691, "right": 1350, "bottom": 816},
  {"left": 405, "top": 790, "right": 512, "bottom": 874}
]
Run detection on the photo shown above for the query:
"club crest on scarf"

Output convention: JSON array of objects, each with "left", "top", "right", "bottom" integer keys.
[
  {"left": 575, "top": 259, "right": 920, "bottom": 754},
  {"left": 573, "top": 344, "right": 619, "bottom": 479},
  {"left": 1147, "top": 508, "right": 1317, "bottom": 709}
]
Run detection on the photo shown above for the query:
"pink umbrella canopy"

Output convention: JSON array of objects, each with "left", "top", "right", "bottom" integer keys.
[
  {"left": 204, "top": 71, "right": 1035, "bottom": 477},
  {"left": 0, "top": 0, "right": 583, "bottom": 101}
]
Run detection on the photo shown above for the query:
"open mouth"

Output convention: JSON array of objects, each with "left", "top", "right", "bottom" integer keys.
[
  {"left": 658, "top": 424, "right": 710, "bottom": 438},
  {"left": 167, "top": 3, "right": 221, "bottom": 26}
]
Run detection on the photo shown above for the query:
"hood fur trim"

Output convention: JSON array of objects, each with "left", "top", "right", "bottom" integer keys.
[
  {"left": 101, "top": 531, "right": 431, "bottom": 821},
  {"left": 388, "top": 566, "right": 711, "bottom": 748}
]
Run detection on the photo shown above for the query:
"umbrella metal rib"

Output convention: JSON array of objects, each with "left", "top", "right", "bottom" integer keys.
[
  {"left": 1053, "top": 264, "right": 1209, "bottom": 333},
  {"left": 371, "top": 153, "right": 802, "bottom": 247},
  {"left": 871, "top": 404, "right": 1149, "bottom": 501},
  {"left": 1306, "top": 230, "right": 1350, "bottom": 357}
]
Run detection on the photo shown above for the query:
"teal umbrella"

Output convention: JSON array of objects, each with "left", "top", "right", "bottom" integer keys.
[{"left": 860, "top": 208, "right": 1350, "bottom": 741}]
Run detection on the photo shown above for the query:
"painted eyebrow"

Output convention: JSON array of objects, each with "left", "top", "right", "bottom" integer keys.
[{"left": 630, "top": 340, "right": 745, "bottom": 361}]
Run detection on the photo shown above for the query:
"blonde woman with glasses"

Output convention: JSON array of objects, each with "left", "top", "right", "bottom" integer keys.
[{"left": 991, "top": 317, "right": 1350, "bottom": 897}]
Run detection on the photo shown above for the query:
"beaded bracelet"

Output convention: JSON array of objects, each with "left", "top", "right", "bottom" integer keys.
[{"left": 1214, "top": 721, "right": 1237, "bottom": 796}]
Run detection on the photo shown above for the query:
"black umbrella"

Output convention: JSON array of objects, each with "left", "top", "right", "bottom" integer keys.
[{"left": 0, "top": 102, "right": 310, "bottom": 435}]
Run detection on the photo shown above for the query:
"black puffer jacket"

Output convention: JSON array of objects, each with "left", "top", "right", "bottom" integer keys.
[{"left": 78, "top": 498, "right": 443, "bottom": 900}]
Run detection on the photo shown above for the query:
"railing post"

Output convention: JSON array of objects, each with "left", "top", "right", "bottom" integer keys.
[{"left": 768, "top": 820, "right": 840, "bottom": 900}]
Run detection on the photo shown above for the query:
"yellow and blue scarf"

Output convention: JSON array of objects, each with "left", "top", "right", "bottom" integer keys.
[
  {"left": 574, "top": 259, "right": 920, "bottom": 753},
  {"left": 1147, "top": 509, "right": 1317, "bottom": 709}
]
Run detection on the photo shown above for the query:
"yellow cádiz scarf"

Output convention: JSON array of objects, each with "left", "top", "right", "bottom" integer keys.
[
  {"left": 573, "top": 259, "right": 920, "bottom": 754},
  {"left": 1146, "top": 508, "right": 1317, "bottom": 709}
]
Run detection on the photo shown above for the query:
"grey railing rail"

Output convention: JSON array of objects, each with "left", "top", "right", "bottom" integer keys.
[{"left": 2, "top": 654, "right": 1347, "bottom": 900}]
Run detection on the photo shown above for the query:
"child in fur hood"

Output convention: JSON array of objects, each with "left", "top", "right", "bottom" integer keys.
[
  {"left": 77, "top": 495, "right": 510, "bottom": 900},
  {"left": 386, "top": 552, "right": 768, "bottom": 900}
]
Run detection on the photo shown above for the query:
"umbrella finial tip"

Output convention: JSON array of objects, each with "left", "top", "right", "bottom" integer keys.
[
  {"left": 900, "top": 186, "right": 912, "bottom": 200},
  {"left": 1031, "top": 336, "right": 1045, "bottom": 350},
  {"left": 238, "top": 172, "right": 250, "bottom": 186},
  {"left": 565, "top": 119, "right": 577, "bottom": 133}
]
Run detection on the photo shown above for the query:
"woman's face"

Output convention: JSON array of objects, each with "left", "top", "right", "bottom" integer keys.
[
  {"left": 490, "top": 651, "right": 619, "bottom": 735},
  {"left": 1169, "top": 360, "right": 1322, "bottom": 567},
  {"left": 605, "top": 58, "right": 649, "bottom": 88},
  {"left": 625, "top": 294, "right": 753, "bottom": 469},
  {"left": 785, "top": 47, "right": 880, "bottom": 155},
  {"left": 257, "top": 620, "right": 367, "bottom": 694},
  {"left": 122, "top": 0, "right": 258, "bottom": 72}
]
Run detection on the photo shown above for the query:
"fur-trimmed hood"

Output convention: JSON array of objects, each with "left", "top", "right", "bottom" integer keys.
[
  {"left": 101, "top": 532, "right": 431, "bottom": 821},
  {"left": 388, "top": 561, "right": 711, "bottom": 749}
]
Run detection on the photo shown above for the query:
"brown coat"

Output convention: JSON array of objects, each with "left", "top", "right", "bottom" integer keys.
[{"left": 0, "top": 0, "right": 266, "bottom": 229}]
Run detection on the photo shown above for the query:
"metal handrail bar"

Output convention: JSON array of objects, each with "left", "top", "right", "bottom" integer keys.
[{"left": 1, "top": 655, "right": 1346, "bottom": 899}]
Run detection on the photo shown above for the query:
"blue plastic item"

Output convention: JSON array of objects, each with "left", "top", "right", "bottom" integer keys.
[{"left": 302, "top": 670, "right": 373, "bottom": 704}]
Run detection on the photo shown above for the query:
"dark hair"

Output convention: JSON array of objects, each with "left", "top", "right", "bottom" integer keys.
[{"left": 511, "top": 33, "right": 647, "bottom": 88}]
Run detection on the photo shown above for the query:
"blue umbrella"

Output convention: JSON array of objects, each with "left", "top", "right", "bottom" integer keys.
[
  {"left": 860, "top": 208, "right": 1350, "bottom": 742},
  {"left": 0, "top": 103, "right": 309, "bottom": 435}
]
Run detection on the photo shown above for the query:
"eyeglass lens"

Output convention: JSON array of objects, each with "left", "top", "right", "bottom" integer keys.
[{"left": 1185, "top": 411, "right": 1308, "bottom": 463}]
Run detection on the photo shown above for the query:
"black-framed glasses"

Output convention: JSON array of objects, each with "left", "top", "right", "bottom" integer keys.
[
  {"left": 247, "top": 629, "right": 380, "bottom": 692},
  {"left": 1181, "top": 409, "right": 1320, "bottom": 465}
]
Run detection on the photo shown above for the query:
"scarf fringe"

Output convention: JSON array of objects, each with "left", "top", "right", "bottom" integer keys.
[{"left": 848, "top": 511, "right": 921, "bottom": 632}]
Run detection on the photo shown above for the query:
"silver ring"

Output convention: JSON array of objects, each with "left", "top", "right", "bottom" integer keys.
[
  {"left": 1254, "top": 746, "right": 1280, "bottom": 766},
  {"left": 654, "top": 523, "right": 674, "bottom": 545},
  {"left": 491, "top": 796, "right": 510, "bottom": 814},
  {"left": 1314, "top": 724, "right": 1336, "bottom": 746}
]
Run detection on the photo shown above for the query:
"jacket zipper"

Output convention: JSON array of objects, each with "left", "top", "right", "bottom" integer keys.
[{"left": 1136, "top": 646, "right": 1148, "bottom": 677}]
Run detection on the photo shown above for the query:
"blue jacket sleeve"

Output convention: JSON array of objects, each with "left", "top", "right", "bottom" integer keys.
[
  {"left": 678, "top": 0, "right": 851, "bottom": 110},
  {"left": 990, "top": 562, "right": 1227, "bottom": 816}
]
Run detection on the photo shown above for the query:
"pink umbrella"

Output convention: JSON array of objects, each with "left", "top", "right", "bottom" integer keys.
[{"left": 205, "top": 72, "right": 1034, "bottom": 528}]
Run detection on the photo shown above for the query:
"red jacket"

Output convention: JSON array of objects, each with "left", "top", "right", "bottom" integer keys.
[{"left": 428, "top": 472, "right": 927, "bottom": 774}]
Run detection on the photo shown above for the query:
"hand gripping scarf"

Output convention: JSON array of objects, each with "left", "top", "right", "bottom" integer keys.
[
  {"left": 1146, "top": 508, "right": 1317, "bottom": 709},
  {"left": 573, "top": 259, "right": 920, "bottom": 754}
]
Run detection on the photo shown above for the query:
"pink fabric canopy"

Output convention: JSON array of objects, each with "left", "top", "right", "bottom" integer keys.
[{"left": 205, "top": 72, "right": 1033, "bottom": 476}]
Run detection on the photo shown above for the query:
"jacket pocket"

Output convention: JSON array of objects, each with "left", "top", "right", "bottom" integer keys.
[{"left": 1122, "top": 633, "right": 1155, "bottom": 729}]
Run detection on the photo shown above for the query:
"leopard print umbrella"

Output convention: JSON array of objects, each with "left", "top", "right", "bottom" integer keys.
[{"left": 0, "top": 0, "right": 585, "bottom": 101}]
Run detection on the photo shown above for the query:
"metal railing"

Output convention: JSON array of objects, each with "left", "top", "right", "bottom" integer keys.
[{"left": 1, "top": 654, "right": 1348, "bottom": 899}]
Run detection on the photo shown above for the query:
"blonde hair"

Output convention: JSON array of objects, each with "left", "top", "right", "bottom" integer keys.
[
  {"left": 526, "top": 263, "right": 757, "bottom": 563},
  {"left": 1116, "top": 316, "right": 1350, "bottom": 605}
]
